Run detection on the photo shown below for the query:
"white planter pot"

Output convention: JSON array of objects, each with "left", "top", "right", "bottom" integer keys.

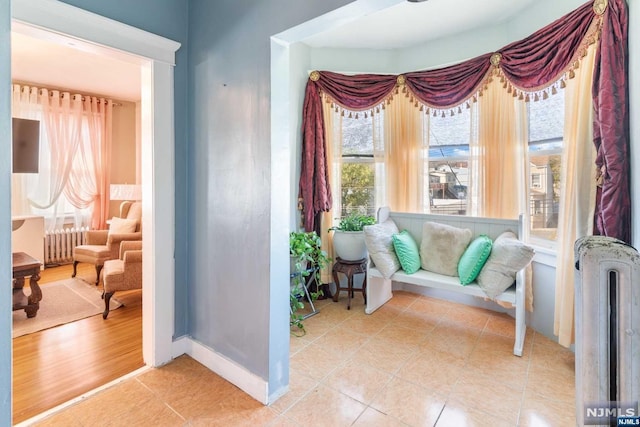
[{"left": 332, "top": 231, "right": 368, "bottom": 261}]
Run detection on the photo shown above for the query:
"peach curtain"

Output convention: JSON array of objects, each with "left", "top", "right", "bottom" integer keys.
[
  {"left": 64, "top": 96, "right": 113, "bottom": 230},
  {"left": 320, "top": 95, "right": 341, "bottom": 283},
  {"left": 469, "top": 79, "right": 533, "bottom": 311},
  {"left": 469, "top": 79, "right": 528, "bottom": 219},
  {"left": 383, "top": 95, "right": 425, "bottom": 213},
  {"left": 554, "top": 44, "right": 597, "bottom": 347}
]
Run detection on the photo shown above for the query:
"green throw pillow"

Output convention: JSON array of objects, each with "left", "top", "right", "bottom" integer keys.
[
  {"left": 458, "top": 235, "right": 493, "bottom": 285},
  {"left": 392, "top": 230, "right": 421, "bottom": 274}
]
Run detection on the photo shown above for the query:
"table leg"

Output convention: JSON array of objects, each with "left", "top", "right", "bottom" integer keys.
[
  {"left": 332, "top": 272, "right": 340, "bottom": 303},
  {"left": 26, "top": 273, "right": 42, "bottom": 317},
  {"left": 362, "top": 272, "right": 367, "bottom": 304},
  {"left": 347, "top": 275, "right": 353, "bottom": 310}
]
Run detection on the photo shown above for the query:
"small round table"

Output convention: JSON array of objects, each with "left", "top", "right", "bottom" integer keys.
[{"left": 332, "top": 257, "right": 367, "bottom": 310}]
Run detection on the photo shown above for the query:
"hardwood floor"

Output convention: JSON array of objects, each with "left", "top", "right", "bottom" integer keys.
[{"left": 12, "top": 264, "right": 143, "bottom": 424}]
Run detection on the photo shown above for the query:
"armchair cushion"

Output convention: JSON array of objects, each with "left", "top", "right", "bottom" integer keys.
[
  {"left": 109, "top": 217, "right": 137, "bottom": 234},
  {"left": 73, "top": 245, "right": 111, "bottom": 265},
  {"left": 85, "top": 230, "right": 108, "bottom": 245}
]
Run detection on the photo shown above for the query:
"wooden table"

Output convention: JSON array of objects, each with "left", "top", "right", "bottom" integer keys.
[
  {"left": 13, "top": 252, "right": 42, "bottom": 318},
  {"left": 332, "top": 257, "right": 367, "bottom": 310}
]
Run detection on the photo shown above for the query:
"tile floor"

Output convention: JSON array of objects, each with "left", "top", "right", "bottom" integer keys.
[{"left": 30, "top": 290, "right": 575, "bottom": 426}]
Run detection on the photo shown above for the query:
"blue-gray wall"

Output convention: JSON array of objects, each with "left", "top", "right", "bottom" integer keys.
[
  {"left": 58, "top": 0, "right": 190, "bottom": 337},
  {"left": 186, "top": 0, "right": 351, "bottom": 395},
  {"left": 1, "top": 0, "right": 11, "bottom": 423}
]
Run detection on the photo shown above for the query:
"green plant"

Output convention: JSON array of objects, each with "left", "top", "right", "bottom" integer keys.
[
  {"left": 328, "top": 212, "right": 376, "bottom": 232},
  {"left": 289, "top": 231, "right": 330, "bottom": 335}
]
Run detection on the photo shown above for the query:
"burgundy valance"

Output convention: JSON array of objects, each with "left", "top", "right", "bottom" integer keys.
[{"left": 299, "top": 0, "right": 630, "bottom": 244}]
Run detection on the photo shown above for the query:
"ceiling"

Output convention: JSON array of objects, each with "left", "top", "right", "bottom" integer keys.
[
  {"left": 11, "top": 31, "right": 142, "bottom": 102},
  {"left": 302, "top": 0, "right": 537, "bottom": 49},
  {"left": 10, "top": 0, "right": 537, "bottom": 99}
]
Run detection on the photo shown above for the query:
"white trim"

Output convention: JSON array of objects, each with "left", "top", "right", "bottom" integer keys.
[
  {"left": 140, "top": 60, "right": 176, "bottom": 367},
  {"left": 171, "top": 335, "right": 190, "bottom": 359},
  {"left": 531, "top": 244, "right": 557, "bottom": 267},
  {"left": 173, "top": 337, "right": 269, "bottom": 405},
  {"left": 11, "top": 0, "right": 179, "bottom": 375},
  {"left": 12, "top": 0, "right": 180, "bottom": 65}
]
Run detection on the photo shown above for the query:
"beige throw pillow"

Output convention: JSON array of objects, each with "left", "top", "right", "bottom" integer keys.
[
  {"left": 363, "top": 219, "right": 401, "bottom": 278},
  {"left": 420, "top": 221, "right": 472, "bottom": 276},
  {"left": 109, "top": 217, "right": 137, "bottom": 234},
  {"left": 477, "top": 231, "right": 535, "bottom": 299}
]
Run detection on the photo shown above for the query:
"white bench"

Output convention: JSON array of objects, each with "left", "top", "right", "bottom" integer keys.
[{"left": 365, "top": 207, "right": 527, "bottom": 356}]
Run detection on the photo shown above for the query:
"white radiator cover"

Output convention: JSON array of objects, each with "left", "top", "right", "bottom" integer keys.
[
  {"left": 44, "top": 227, "right": 88, "bottom": 266},
  {"left": 575, "top": 236, "right": 640, "bottom": 426}
]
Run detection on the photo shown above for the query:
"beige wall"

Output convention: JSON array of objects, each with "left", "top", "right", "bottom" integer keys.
[{"left": 109, "top": 100, "right": 139, "bottom": 218}]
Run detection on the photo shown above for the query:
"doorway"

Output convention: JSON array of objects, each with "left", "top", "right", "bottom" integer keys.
[{"left": 6, "top": 0, "right": 179, "bottom": 421}]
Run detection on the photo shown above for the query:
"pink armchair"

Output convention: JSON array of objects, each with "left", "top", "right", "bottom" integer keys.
[
  {"left": 72, "top": 201, "right": 142, "bottom": 286},
  {"left": 102, "top": 240, "right": 142, "bottom": 319}
]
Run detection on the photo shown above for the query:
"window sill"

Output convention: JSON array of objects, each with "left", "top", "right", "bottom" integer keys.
[{"left": 531, "top": 244, "right": 557, "bottom": 267}]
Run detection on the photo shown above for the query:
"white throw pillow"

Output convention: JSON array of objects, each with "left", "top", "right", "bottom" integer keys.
[
  {"left": 363, "top": 219, "right": 401, "bottom": 278},
  {"left": 477, "top": 231, "right": 535, "bottom": 299},
  {"left": 420, "top": 221, "right": 472, "bottom": 276},
  {"left": 109, "top": 217, "right": 137, "bottom": 234}
]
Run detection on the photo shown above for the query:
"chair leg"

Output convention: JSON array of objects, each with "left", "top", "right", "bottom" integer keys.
[
  {"left": 103, "top": 292, "right": 115, "bottom": 319},
  {"left": 72, "top": 261, "right": 79, "bottom": 278},
  {"left": 95, "top": 265, "right": 103, "bottom": 287}
]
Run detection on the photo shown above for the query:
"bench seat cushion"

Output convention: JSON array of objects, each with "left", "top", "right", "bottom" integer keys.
[{"left": 369, "top": 265, "right": 516, "bottom": 304}]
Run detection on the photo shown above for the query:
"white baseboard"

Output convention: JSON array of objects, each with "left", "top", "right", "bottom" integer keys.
[{"left": 171, "top": 336, "right": 268, "bottom": 404}]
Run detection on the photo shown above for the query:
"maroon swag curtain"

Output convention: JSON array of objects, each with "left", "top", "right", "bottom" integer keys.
[
  {"left": 592, "top": 0, "right": 630, "bottom": 243},
  {"left": 299, "top": 0, "right": 630, "bottom": 243}
]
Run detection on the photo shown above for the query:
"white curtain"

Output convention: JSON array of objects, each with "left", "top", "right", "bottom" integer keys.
[
  {"left": 554, "top": 44, "right": 598, "bottom": 347},
  {"left": 11, "top": 84, "right": 113, "bottom": 231}
]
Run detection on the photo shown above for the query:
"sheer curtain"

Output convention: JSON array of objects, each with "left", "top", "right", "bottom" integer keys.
[
  {"left": 11, "top": 84, "right": 113, "bottom": 231},
  {"left": 65, "top": 96, "right": 113, "bottom": 229},
  {"left": 554, "top": 44, "right": 598, "bottom": 347}
]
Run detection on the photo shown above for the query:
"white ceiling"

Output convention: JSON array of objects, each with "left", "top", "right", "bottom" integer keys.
[
  {"left": 10, "top": 0, "right": 536, "bottom": 100},
  {"left": 11, "top": 31, "right": 142, "bottom": 102},
  {"left": 302, "top": 0, "right": 537, "bottom": 49}
]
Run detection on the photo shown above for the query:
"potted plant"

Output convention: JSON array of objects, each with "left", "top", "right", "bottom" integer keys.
[
  {"left": 289, "top": 231, "right": 330, "bottom": 335},
  {"left": 328, "top": 212, "right": 376, "bottom": 261}
]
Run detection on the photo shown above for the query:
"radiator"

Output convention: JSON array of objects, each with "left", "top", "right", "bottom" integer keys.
[
  {"left": 44, "top": 227, "right": 88, "bottom": 266},
  {"left": 575, "top": 236, "right": 640, "bottom": 426}
]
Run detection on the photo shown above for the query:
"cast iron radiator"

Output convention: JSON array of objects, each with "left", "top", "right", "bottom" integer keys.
[{"left": 574, "top": 236, "right": 640, "bottom": 426}]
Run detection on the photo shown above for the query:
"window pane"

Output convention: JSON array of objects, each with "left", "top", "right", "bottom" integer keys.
[
  {"left": 528, "top": 88, "right": 564, "bottom": 241},
  {"left": 340, "top": 161, "right": 375, "bottom": 217},
  {"left": 428, "top": 109, "right": 471, "bottom": 215},
  {"left": 342, "top": 115, "right": 373, "bottom": 155}
]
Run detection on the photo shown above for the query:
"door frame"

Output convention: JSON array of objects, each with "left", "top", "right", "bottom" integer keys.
[{"left": 10, "top": 0, "right": 180, "bottom": 367}]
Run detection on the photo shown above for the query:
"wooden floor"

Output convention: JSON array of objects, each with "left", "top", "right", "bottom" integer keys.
[{"left": 12, "top": 264, "right": 143, "bottom": 425}]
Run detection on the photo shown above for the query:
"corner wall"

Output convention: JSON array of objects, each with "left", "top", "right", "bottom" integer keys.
[{"left": 0, "top": 1, "right": 12, "bottom": 423}]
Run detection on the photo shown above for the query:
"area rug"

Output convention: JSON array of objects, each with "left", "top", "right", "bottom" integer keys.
[{"left": 13, "top": 278, "right": 123, "bottom": 338}]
